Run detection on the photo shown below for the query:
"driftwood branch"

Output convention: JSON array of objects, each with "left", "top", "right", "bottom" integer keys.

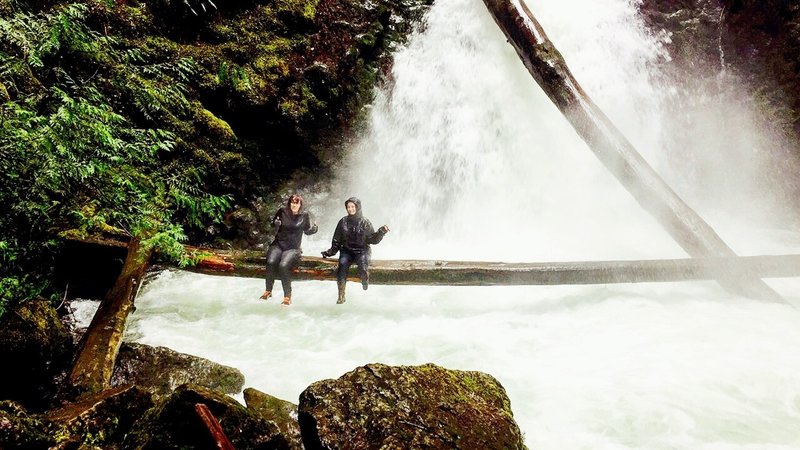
[
  {"left": 67, "top": 237, "right": 152, "bottom": 395},
  {"left": 188, "top": 249, "right": 800, "bottom": 287},
  {"left": 194, "top": 403, "right": 235, "bottom": 450},
  {"left": 481, "top": 0, "right": 783, "bottom": 302}
]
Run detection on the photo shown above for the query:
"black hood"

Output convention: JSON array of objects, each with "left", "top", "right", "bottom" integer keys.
[{"left": 345, "top": 197, "right": 362, "bottom": 218}]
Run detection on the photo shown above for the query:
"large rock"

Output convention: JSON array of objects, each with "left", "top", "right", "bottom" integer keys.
[
  {"left": 298, "top": 363, "right": 527, "bottom": 450},
  {"left": 0, "top": 298, "right": 73, "bottom": 410},
  {"left": 124, "top": 384, "right": 288, "bottom": 449},
  {"left": 245, "top": 387, "right": 303, "bottom": 450},
  {"left": 45, "top": 385, "right": 154, "bottom": 449},
  {"left": 111, "top": 342, "right": 245, "bottom": 398}
]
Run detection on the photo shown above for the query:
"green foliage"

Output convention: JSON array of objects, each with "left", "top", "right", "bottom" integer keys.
[
  {"left": 116, "top": 48, "right": 195, "bottom": 124},
  {"left": 217, "top": 61, "right": 251, "bottom": 92},
  {"left": 0, "top": 3, "right": 230, "bottom": 314}
]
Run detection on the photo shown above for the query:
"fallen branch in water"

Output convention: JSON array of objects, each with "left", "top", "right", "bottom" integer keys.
[{"left": 195, "top": 403, "right": 235, "bottom": 450}]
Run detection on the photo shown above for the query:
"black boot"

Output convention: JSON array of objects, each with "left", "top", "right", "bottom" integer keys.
[
  {"left": 362, "top": 271, "right": 369, "bottom": 291},
  {"left": 337, "top": 281, "right": 346, "bottom": 304}
]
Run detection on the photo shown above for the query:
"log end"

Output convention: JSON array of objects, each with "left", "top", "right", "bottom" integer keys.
[{"left": 196, "top": 255, "right": 235, "bottom": 272}]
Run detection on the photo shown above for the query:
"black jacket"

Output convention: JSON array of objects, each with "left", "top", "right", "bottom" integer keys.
[
  {"left": 324, "top": 197, "right": 386, "bottom": 256},
  {"left": 271, "top": 207, "right": 317, "bottom": 251}
]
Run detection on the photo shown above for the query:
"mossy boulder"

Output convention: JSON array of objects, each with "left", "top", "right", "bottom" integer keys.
[
  {"left": 298, "top": 363, "right": 527, "bottom": 450},
  {"left": 0, "top": 297, "right": 73, "bottom": 410},
  {"left": 125, "top": 384, "right": 288, "bottom": 449},
  {"left": 45, "top": 385, "right": 154, "bottom": 449},
  {"left": 0, "top": 401, "right": 56, "bottom": 450},
  {"left": 111, "top": 342, "right": 245, "bottom": 399},
  {"left": 244, "top": 387, "right": 303, "bottom": 450}
]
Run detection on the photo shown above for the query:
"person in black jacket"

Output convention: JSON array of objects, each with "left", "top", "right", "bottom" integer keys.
[
  {"left": 321, "top": 197, "right": 389, "bottom": 304},
  {"left": 260, "top": 194, "right": 318, "bottom": 306}
]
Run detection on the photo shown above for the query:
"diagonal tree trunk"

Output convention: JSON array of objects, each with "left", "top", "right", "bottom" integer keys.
[
  {"left": 481, "top": 0, "right": 783, "bottom": 302},
  {"left": 67, "top": 237, "right": 152, "bottom": 395}
]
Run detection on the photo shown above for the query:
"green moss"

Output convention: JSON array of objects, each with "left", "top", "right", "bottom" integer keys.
[
  {"left": 280, "top": 82, "right": 326, "bottom": 119},
  {"left": 275, "top": 0, "right": 320, "bottom": 22},
  {"left": 219, "top": 151, "right": 248, "bottom": 168}
]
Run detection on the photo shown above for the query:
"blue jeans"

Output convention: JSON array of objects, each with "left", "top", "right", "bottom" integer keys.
[
  {"left": 336, "top": 250, "right": 369, "bottom": 285},
  {"left": 265, "top": 245, "right": 301, "bottom": 297}
]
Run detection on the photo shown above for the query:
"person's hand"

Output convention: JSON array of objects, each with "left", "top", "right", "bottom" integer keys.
[
  {"left": 321, "top": 251, "right": 331, "bottom": 258},
  {"left": 274, "top": 218, "right": 282, "bottom": 227},
  {"left": 380, "top": 225, "right": 390, "bottom": 233}
]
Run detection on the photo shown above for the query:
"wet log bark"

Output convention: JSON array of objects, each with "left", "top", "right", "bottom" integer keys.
[
  {"left": 194, "top": 403, "right": 235, "bottom": 450},
  {"left": 481, "top": 0, "right": 784, "bottom": 302},
  {"left": 67, "top": 237, "right": 152, "bottom": 395},
  {"left": 187, "top": 250, "right": 800, "bottom": 287}
]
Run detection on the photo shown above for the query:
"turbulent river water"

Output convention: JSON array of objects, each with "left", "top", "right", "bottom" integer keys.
[{"left": 73, "top": 0, "right": 800, "bottom": 447}]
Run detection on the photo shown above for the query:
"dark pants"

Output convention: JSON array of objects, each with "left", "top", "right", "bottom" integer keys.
[
  {"left": 265, "top": 245, "right": 301, "bottom": 297},
  {"left": 336, "top": 250, "right": 369, "bottom": 284}
]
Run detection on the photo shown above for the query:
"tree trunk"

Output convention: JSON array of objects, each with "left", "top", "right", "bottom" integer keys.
[
  {"left": 188, "top": 250, "right": 800, "bottom": 287},
  {"left": 481, "top": 0, "right": 783, "bottom": 302},
  {"left": 67, "top": 237, "right": 152, "bottom": 395}
]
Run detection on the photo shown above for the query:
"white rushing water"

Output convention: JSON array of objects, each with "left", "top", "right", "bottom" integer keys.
[{"left": 121, "top": 0, "right": 800, "bottom": 447}]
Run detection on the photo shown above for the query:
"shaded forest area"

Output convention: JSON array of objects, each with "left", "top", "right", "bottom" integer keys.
[{"left": 0, "top": 0, "right": 430, "bottom": 313}]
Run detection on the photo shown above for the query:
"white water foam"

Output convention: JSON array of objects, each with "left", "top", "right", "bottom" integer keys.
[{"left": 127, "top": 271, "right": 800, "bottom": 449}]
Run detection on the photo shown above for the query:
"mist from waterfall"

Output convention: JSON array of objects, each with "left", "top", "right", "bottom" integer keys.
[
  {"left": 307, "top": 0, "right": 797, "bottom": 260},
  {"left": 117, "top": 0, "right": 800, "bottom": 448},
  {"left": 308, "top": 0, "right": 683, "bottom": 261}
]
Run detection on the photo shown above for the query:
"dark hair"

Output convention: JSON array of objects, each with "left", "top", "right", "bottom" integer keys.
[{"left": 287, "top": 194, "right": 303, "bottom": 208}]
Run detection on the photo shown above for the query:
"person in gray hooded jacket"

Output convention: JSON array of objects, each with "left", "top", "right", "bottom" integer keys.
[{"left": 321, "top": 197, "right": 389, "bottom": 304}]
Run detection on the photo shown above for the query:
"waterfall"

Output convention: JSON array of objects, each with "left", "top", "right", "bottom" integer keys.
[
  {"left": 309, "top": 0, "right": 796, "bottom": 260},
  {"left": 310, "top": 0, "right": 684, "bottom": 262},
  {"left": 112, "top": 0, "right": 800, "bottom": 448}
]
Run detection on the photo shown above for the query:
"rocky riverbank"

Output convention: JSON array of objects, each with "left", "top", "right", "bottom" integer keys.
[{"left": 0, "top": 298, "right": 527, "bottom": 448}]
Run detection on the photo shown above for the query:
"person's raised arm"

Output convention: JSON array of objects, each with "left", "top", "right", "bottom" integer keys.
[
  {"left": 304, "top": 212, "right": 318, "bottom": 235},
  {"left": 321, "top": 219, "right": 344, "bottom": 257},
  {"left": 367, "top": 223, "right": 389, "bottom": 245}
]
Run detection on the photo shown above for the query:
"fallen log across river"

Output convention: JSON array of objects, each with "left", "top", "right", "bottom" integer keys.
[{"left": 188, "top": 251, "right": 800, "bottom": 287}]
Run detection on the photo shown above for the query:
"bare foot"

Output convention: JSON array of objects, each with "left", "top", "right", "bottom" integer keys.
[
  {"left": 281, "top": 297, "right": 292, "bottom": 306},
  {"left": 259, "top": 290, "right": 272, "bottom": 300}
]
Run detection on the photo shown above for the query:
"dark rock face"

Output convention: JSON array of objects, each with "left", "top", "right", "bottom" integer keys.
[
  {"left": 638, "top": 0, "right": 800, "bottom": 216},
  {"left": 125, "top": 384, "right": 288, "bottom": 449},
  {"left": 245, "top": 387, "right": 303, "bottom": 450},
  {"left": 45, "top": 385, "right": 154, "bottom": 449},
  {"left": 111, "top": 342, "right": 246, "bottom": 398},
  {"left": 639, "top": 0, "right": 724, "bottom": 71},
  {"left": 0, "top": 298, "right": 73, "bottom": 410},
  {"left": 719, "top": 0, "right": 800, "bottom": 135},
  {"left": 298, "top": 363, "right": 527, "bottom": 450}
]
